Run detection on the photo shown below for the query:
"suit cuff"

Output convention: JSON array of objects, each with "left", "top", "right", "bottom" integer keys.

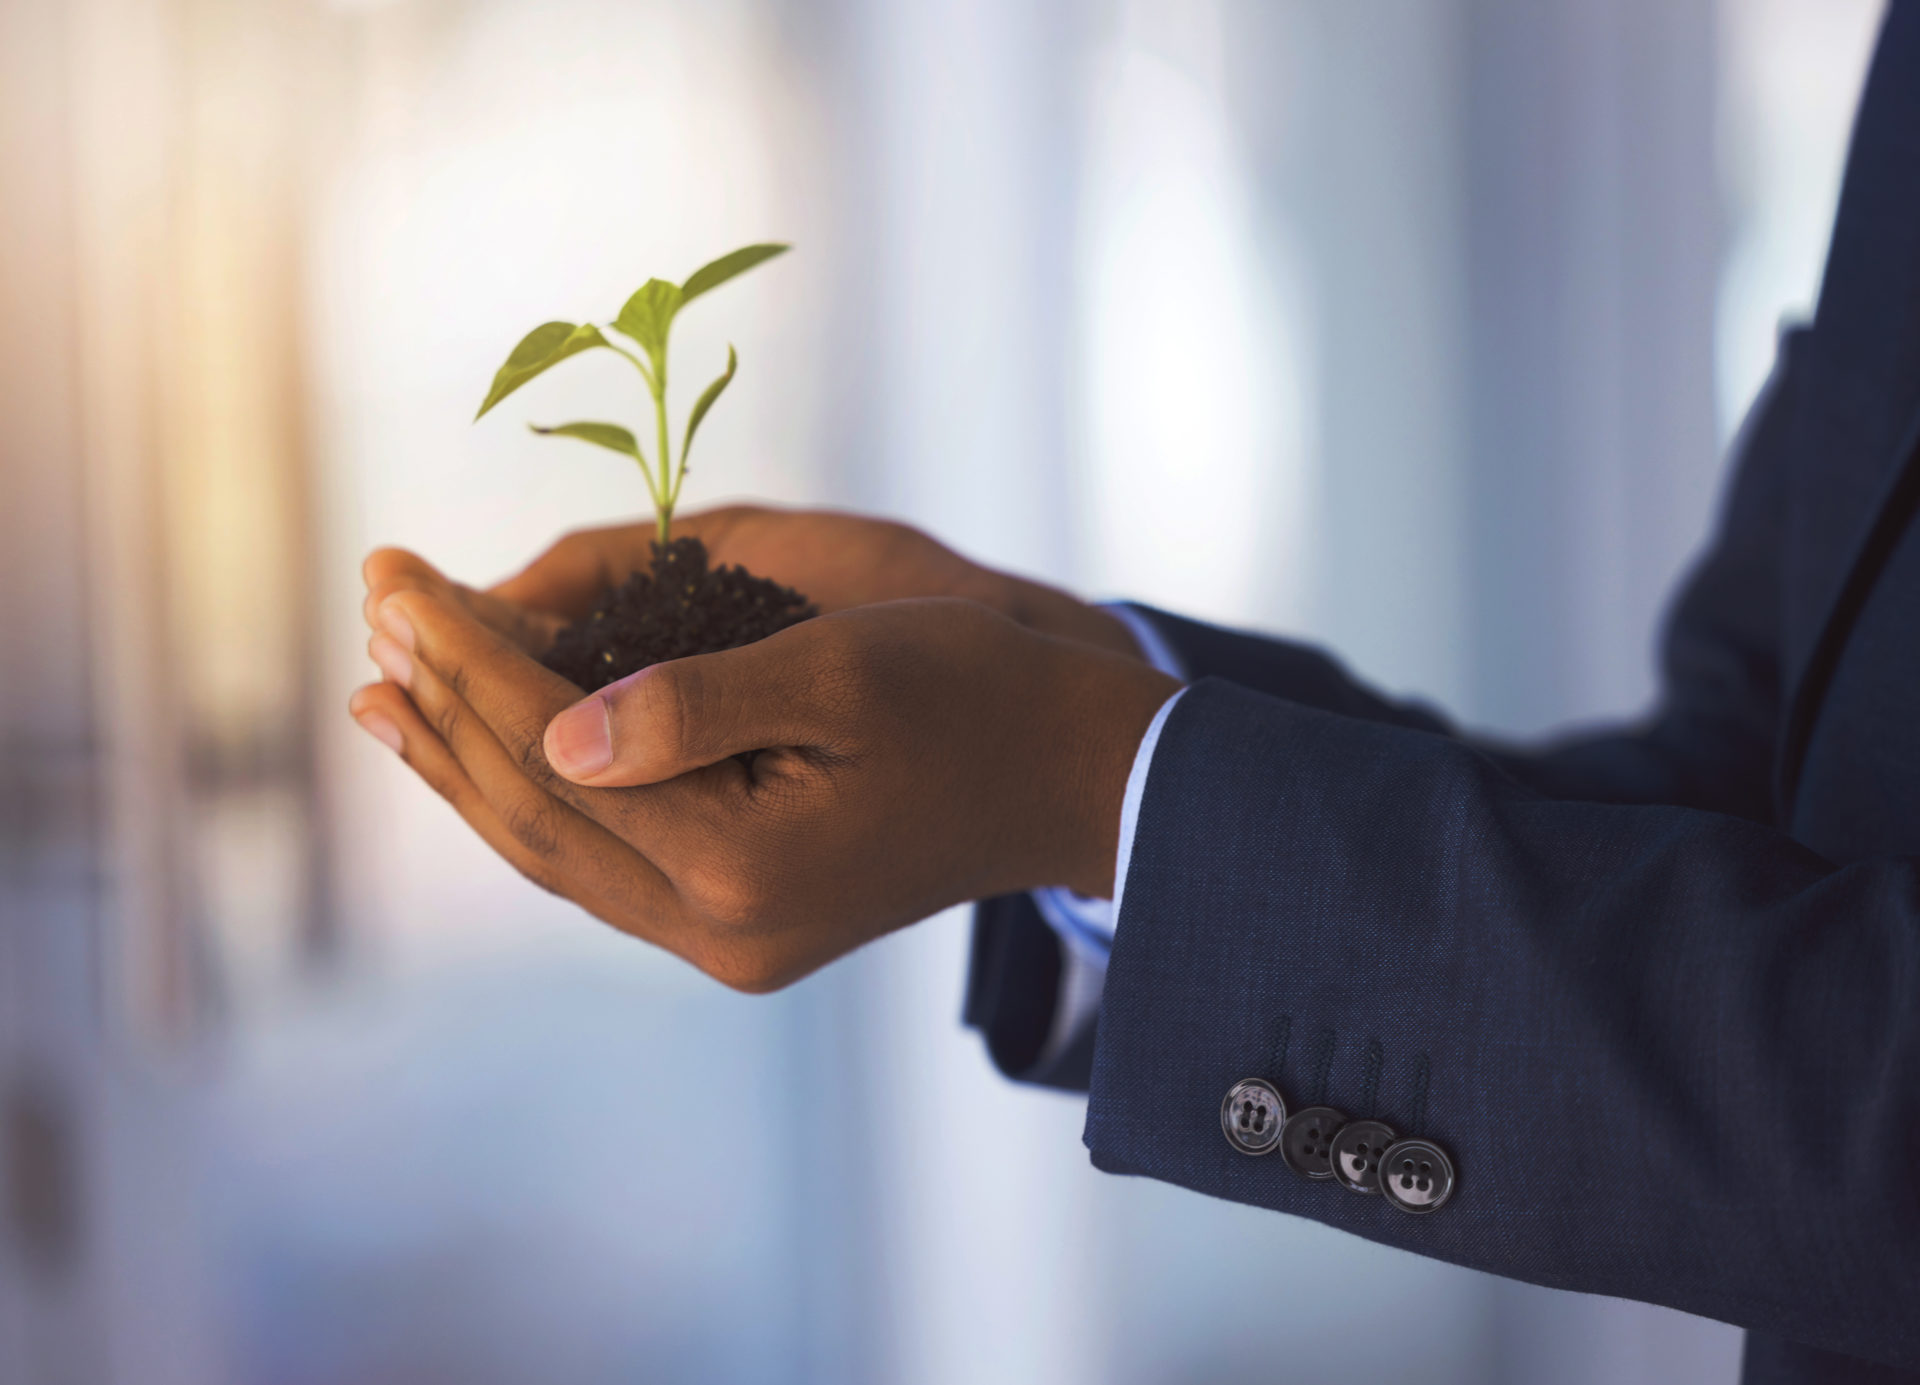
[{"left": 963, "top": 892, "right": 1101, "bottom": 1089}]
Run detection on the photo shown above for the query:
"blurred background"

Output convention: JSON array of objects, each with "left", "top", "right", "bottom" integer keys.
[{"left": 0, "top": 0, "right": 1885, "bottom": 1381}]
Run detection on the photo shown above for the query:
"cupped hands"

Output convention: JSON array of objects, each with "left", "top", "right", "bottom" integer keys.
[{"left": 350, "top": 507, "right": 1178, "bottom": 990}]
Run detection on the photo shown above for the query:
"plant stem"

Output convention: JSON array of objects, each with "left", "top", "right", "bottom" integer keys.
[
  {"left": 667, "top": 434, "right": 687, "bottom": 516},
  {"left": 651, "top": 370, "right": 673, "bottom": 545},
  {"left": 634, "top": 450, "right": 665, "bottom": 516}
]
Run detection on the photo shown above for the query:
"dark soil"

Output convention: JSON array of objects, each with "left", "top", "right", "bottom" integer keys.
[{"left": 542, "top": 537, "right": 817, "bottom": 693}]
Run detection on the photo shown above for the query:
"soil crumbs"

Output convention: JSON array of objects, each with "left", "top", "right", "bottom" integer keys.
[{"left": 541, "top": 537, "right": 817, "bottom": 693}]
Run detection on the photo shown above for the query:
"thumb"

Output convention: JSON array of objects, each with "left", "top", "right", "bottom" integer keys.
[{"left": 542, "top": 624, "right": 832, "bottom": 786}]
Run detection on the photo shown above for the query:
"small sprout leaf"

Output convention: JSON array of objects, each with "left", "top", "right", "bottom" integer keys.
[
  {"left": 529, "top": 421, "right": 646, "bottom": 463},
  {"left": 613, "top": 279, "right": 684, "bottom": 362},
  {"left": 679, "top": 243, "right": 789, "bottom": 305},
  {"left": 485, "top": 243, "right": 790, "bottom": 547},
  {"left": 681, "top": 344, "right": 738, "bottom": 464},
  {"left": 476, "top": 322, "right": 611, "bottom": 419}
]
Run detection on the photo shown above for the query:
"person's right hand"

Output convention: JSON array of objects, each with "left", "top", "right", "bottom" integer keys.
[
  {"left": 349, "top": 584, "right": 1176, "bottom": 990},
  {"left": 470, "top": 505, "right": 1150, "bottom": 664}
]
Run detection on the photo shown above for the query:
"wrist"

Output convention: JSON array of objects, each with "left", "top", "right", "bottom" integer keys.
[{"left": 1033, "top": 638, "right": 1180, "bottom": 899}]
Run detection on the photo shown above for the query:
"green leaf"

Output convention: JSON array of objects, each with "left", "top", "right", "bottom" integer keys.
[
  {"left": 475, "top": 322, "right": 612, "bottom": 420},
  {"left": 680, "top": 344, "right": 738, "bottom": 465},
  {"left": 611, "top": 279, "right": 684, "bottom": 362},
  {"left": 679, "top": 242, "right": 790, "bottom": 305},
  {"left": 528, "top": 421, "right": 645, "bottom": 463}
]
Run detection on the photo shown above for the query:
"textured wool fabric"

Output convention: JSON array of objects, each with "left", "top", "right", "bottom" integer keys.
[
  {"left": 1091, "top": 678, "right": 1917, "bottom": 1367},
  {"left": 1743, "top": 1336, "right": 1920, "bottom": 1385},
  {"left": 966, "top": 6, "right": 1920, "bottom": 1379}
]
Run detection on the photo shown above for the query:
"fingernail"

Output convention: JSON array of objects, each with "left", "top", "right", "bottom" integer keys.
[
  {"left": 355, "top": 711, "right": 405, "bottom": 754},
  {"left": 369, "top": 633, "right": 413, "bottom": 688},
  {"left": 546, "top": 697, "right": 613, "bottom": 776},
  {"left": 378, "top": 598, "right": 416, "bottom": 651}
]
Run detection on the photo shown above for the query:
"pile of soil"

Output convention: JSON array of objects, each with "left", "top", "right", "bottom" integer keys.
[{"left": 541, "top": 536, "right": 817, "bottom": 693}]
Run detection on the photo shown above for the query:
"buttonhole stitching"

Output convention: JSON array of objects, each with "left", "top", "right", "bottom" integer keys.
[
  {"left": 1308, "top": 1026, "right": 1337, "bottom": 1108},
  {"left": 1267, "top": 1014, "right": 1292, "bottom": 1085},
  {"left": 1409, "top": 1053, "right": 1431, "bottom": 1135},
  {"left": 1358, "top": 1038, "right": 1383, "bottom": 1118}
]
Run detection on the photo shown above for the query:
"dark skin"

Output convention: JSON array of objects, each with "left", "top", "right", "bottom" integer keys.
[{"left": 351, "top": 506, "right": 1179, "bottom": 992}]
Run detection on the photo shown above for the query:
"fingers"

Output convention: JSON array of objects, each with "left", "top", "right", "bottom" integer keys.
[
  {"left": 363, "top": 547, "right": 560, "bottom": 655},
  {"left": 358, "top": 615, "right": 689, "bottom": 947},
  {"left": 346, "top": 681, "right": 581, "bottom": 905},
  {"left": 364, "top": 591, "right": 840, "bottom": 989},
  {"left": 455, "top": 584, "right": 566, "bottom": 655},
  {"left": 375, "top": 586, "right": 724, "bottom": 837},
  {"left": 361, "top": 547, "right": 455, "bottom": 627},
  {"left": 376, "top": 588, "right": 605, "bottom": 798},
  {"left": 544, "top": 614, "right": 853, "bottom": 787}
]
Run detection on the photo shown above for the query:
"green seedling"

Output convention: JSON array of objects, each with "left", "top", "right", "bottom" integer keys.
[{"left": 475, "top": 243, "right": 789, "bottom": 544}]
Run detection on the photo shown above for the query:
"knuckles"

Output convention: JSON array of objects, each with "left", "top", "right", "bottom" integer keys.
[
  {"left": 608, "top": 663, "right": 705, "bottom": 779},
  {"left": 673, "top": 857, "right": 804, "bottom": 994},
  {"left": 694, "top": 937, "right": 802, "bottom": 995},
  {"left": 648, "top": 664, "right": 703, "bottom": 768},
  {"left": 439, "top": 658, "right": 473, "bottom": 704},
  {"left": 501, "top": 792, "right": 564, "bottom": 860},
  {"left": 675, "top": 852, "right": 771, "bottom": 935},
  {"left": 711, "top": 959, "right": 794, "bottom": 996},
  {"left": 423, "top": 686, "right": 467, "bottom": 746},
  {"left": 510, "top": 714, "right": 565, "bottom": 786}
]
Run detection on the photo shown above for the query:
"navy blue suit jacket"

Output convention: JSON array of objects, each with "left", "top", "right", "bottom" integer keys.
[{"left": 969, "top": 7, "right": 1920, "bottom": 1382}]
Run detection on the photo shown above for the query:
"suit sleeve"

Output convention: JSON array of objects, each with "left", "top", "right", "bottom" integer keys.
[
  {"left": 1082, "top": 328, "right": 1920, "bottom": 1369},
  {"left": 1090, "top": 675, "right": 1920, "bottom": 1371},
  {"left": 1126, "top": 315, "right": 1796, "bottom": 822},
  {"left": 965, "top": 328, "right": 1805, "bottom": 1088}
]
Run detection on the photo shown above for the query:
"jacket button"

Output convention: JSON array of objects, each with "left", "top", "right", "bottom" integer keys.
[
  {"left": 1329, "top": 1118, "right": 1398, "bottom": 1194},
  {"left": 1280, "top": 1106, "right": 1347, "bottom": 1180},
  {"left": 1380, "top": 1137, "right": 1456, "bottom": 1214},
  {"left": 1220, "top": 1078, "right": 1286, "bottom": 1155}
]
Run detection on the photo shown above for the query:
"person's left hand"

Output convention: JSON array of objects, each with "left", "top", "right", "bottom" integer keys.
[
  {"left": 349, "top": 555, "right": 1178, "bottom": 990},
  {"left": 355, "top": 504, "right": 1151, "bottom": 669}
]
